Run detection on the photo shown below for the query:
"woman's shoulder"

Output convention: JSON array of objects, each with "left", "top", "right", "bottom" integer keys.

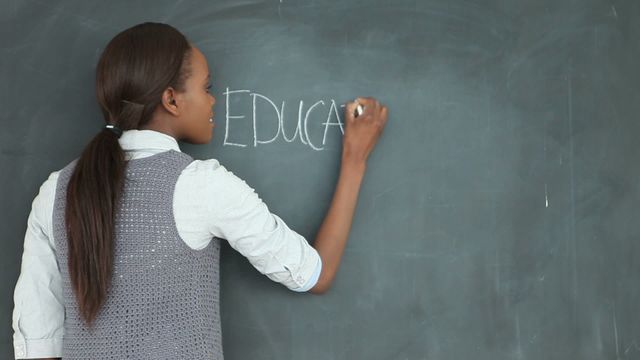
[
  {"left": 41, "top": 158, "right": 79, "bottom": 200},
  {"left": 178, "top": 158, "right": 256, "bottom": 203},
  {"left": 39, "top": 169, "right": 62, "bottom": 196},
  {"left": 182, "top": 158, "right": 245, "bottom": 185},
  {"left": 183, "top": 157, "right": 222, "bottom": 173}
]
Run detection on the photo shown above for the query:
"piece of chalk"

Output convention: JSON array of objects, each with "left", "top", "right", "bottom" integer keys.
[{"left": 355, "top": 104, "right": 364, "bottom": 117}]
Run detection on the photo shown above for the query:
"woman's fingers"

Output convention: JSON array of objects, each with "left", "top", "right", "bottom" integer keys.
[{"left": 342, "top": 96, "right": 388, "bottom": 163}]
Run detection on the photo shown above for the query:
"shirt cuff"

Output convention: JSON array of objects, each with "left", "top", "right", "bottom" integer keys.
[
  {"left": 291, "top": 255, "right": 322, "bottom": 292},
  {"left": 13, "top": 337, "right": 63, "bottom": 359}
]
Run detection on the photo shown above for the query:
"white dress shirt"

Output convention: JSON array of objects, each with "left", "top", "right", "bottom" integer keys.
[{"left": 12, "top": 129, "right": 322, "bottom": 359}]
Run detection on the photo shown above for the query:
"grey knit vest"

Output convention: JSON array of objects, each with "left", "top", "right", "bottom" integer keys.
[{"left": 52, "top": 149, "right": 223, "bottom": 359}]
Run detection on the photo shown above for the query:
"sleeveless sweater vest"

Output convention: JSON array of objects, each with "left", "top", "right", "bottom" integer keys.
[{"left": 52, "top": 149, "right": 223, "bottom": 359}]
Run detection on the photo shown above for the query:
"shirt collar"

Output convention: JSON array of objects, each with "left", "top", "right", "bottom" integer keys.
[{"left": 118, "top": 129, "right": 181, "bottom": 153}]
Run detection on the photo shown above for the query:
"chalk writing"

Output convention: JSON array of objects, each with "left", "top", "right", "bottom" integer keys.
[{"left": 223, "top": 87, "right": 345, "bottom": 151}]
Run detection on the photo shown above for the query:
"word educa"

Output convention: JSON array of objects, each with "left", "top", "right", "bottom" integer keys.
[{"left": 222, "top": 88, "right": 347, "bottom": 151}]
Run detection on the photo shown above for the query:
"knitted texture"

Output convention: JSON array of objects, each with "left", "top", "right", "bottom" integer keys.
[{"left": 52, "top": 149, "right": 223, "bottom": 359}]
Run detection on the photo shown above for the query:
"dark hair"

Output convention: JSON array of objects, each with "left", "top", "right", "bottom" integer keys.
[{"left": 65, "top": 22, "right": 192, "bottom": 326}]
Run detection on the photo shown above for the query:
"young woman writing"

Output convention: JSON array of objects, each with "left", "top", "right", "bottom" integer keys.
[{"left": 12, "top": 22, "right": 387, "bottom": 359}]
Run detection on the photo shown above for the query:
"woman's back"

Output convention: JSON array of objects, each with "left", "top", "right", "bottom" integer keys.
[{"left": 53, "top": 150, "right": 223, "bottom": 359}]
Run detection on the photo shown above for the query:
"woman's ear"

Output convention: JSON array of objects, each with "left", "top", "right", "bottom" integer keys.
[{"left": 161, "top": 87, "right": 179, "bottom": 116}]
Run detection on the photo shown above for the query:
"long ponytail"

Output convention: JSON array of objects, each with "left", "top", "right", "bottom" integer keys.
[{"left": 65, "top": 22, "right": 192, "bottom": 326}]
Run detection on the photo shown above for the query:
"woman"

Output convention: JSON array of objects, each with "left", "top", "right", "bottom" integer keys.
[{"left": 12, "top": 22, "right": 387, "bottom": 359}]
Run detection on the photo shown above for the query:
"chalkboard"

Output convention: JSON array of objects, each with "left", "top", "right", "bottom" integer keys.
[{"left": 2, "top": 1, "right": 640, "bottom": 359}]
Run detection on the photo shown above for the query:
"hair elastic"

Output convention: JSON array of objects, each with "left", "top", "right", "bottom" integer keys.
[{"left": 105, "top": 124, "right": 123, "bottom": 138}]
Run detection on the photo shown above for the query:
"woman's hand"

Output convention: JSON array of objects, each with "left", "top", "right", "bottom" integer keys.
[{"left": 342, "top": 97, "right": 388, "bottom": 166}]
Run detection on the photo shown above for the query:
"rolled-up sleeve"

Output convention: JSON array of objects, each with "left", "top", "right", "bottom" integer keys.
[
  {"left": 12, "top": 171, "right": 64, "bottom": 359},
  {"left": 202, "top": 161, "right": 322, "bottom": 292}
]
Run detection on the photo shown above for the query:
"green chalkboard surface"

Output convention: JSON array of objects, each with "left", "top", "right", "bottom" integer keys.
[{"left": 2, "top": 1, "right": 639, "bottom": 359}]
